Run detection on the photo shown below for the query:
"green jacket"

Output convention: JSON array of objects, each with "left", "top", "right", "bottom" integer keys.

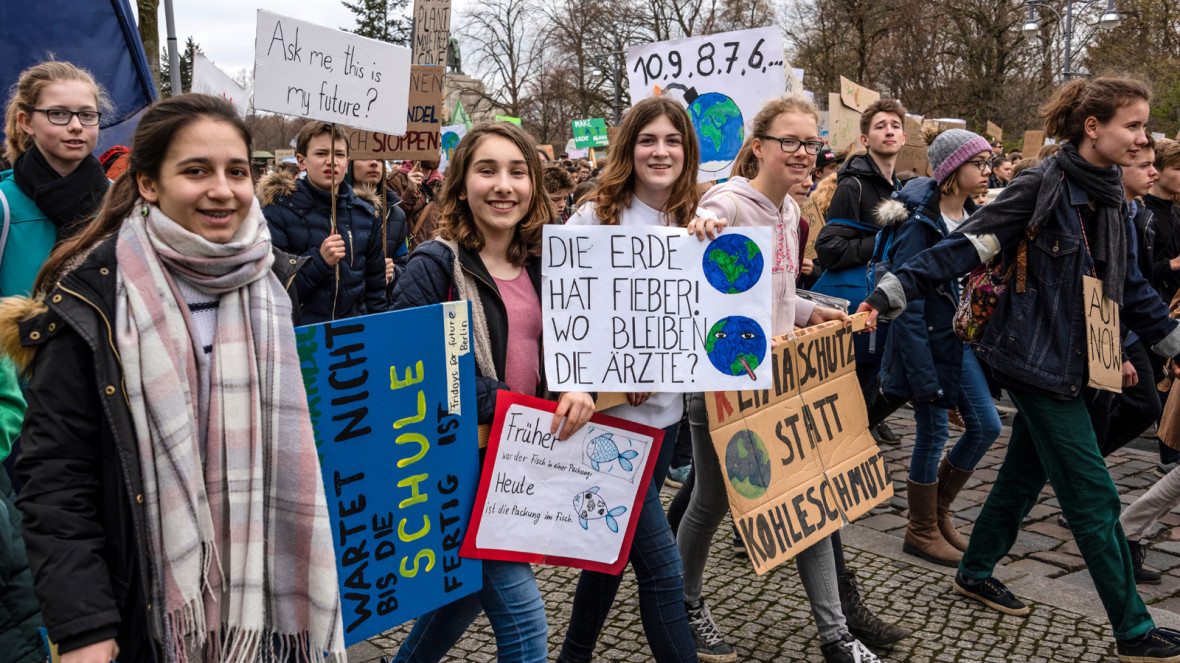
[{"left": 0, "top": 170, "right": 58, "bottom": 298}]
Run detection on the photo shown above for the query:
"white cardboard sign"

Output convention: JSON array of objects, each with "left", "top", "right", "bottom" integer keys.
[
  {"left": 543, "top": 225, "right": 774, "bottom": 391},
  {"left": 626, "top": 28, "right": 785, "bottom": 182},
  {"left": 252, "top": 10, "right": 412, "bottom": 135}
]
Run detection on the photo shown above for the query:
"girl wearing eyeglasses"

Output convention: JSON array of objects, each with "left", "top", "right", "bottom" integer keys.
[
  {"left": 871, "top": 128, "right": 1001, "bottom": 568},
  {"left": 675, "top": 96, "right": 897, "bottom": 663},
  {"left": 1, "top": 60, "right": 111, "bottom": 298}
]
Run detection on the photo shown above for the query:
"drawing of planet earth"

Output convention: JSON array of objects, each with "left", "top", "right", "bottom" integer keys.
[
  {"left": 689, "top": 91, "right": 744, "bottom": 174},
  {"left": 702, "top": 233, "right": 763, "bottom": 294},
  {"left": 704, "top": 316, "right": 767, "bottom": 378},
  {"left": 725, "top": 429, "right": 771, "bottom": 499},
  {"left": 442, "top": 131, "right": 461, "bottom": 160}
]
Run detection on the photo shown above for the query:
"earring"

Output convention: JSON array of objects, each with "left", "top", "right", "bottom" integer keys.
[
  {"left": 1092, "top": 138, "right": 1097, "bottom": 149},
  {"left": 140, "top": 204, "right": 149, "bottom": 217}
]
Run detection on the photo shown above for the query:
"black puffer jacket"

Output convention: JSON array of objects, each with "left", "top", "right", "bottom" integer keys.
[
  {"left": 390, "top": 240, "right": 541, "bottom": 424},
  {"left": 261, "top": 175, "right": 388, "bottom": 324},
  {"left": 1144, "top": 193, "right": 1180, "bottom": 302},
  {"left": 817, "top": 153, "right": 901, "bottom": 271},
  {"left": 7, "top": 237, "right": 305, "bottom": 662}
]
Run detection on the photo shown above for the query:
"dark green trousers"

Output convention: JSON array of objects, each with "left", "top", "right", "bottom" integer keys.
[{"left": 959, "top": 388, "right": 1153, "bottom": 640}]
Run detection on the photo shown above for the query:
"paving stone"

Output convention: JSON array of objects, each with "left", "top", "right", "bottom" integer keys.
[
  {"left": 1030, "top": 551, "right": 1087, "bottom": 573},
  {"left": 857, "top": 513, "right": 909, "bottom": 532},
  {"left": 1024, "top": 520, "right": 1072, "bottom": 541}
]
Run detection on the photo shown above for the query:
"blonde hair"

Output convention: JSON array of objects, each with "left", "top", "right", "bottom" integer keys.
[
  {"left": 5, "top": 59, "right": 109, "bottom": 164},
  {"left": 809, "top": 172, "right": 839, "bottom": 218},
  {"left": 732, "top": 96, "right": 821, "bottom": 180}
]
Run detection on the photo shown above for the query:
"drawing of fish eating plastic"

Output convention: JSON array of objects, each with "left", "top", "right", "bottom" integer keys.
[
  {"left": 572, "top": 487, "right": 627, "bottom": 532},
  {"left": 585, "top": 432, "right": 639, "bottom": 472}
]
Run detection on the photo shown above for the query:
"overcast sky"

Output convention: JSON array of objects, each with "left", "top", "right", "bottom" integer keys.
[{"left": 135, "top": 1, "right": 459, "bottom": 78}]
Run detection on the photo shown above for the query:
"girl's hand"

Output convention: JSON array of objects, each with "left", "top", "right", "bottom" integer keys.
[
  {"left": 626, "top": 392, "right": 653, "bottom": 407},
  {"left": 1122, "top": 360, "right": 1138, "bottom": 388},
  {"left": 385, "top": 258, "right": 395, "bottom": 284},
  {"left": 686, "top": 216, "right": 727, "bottom": 241},
  {"left": 855, "top": 302, "right": 879, "bottom": 328},
  {"left": 552, "top": 391, "right": 594, "bottom": 440},
  {"left": 62, "top": 639, "right": 118, "bottom": 663},
  {"left": 407, "top": 163, "right": 425, "bottom": 191},
  {"left": 800, "top": 258, "right": 814, "bottom": 275},
  {"left": 808, "top": 306, "right": 851, "bottom": 327}
]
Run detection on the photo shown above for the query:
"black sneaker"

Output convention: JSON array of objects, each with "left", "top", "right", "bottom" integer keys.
[
  {"left": 821, "top": 633, "right": 883, "bottom": 663},
  {"left": 685, "top": 599, "right": 737, "bottom": 662},
  {"left": 873, "top": 422, "right": 901, "bottom": 444},
  {"left": 1157, "top": 462, "right": 1179, "bottom": 478},
  {"left": 1130, "top": 539, "right": 1163, "bottom": 585},
  {"left": 838, "top": 570, "right": 912, "bottom": 647},
  {"left": 1117, "top": 627, "right": 1180, "bottom": 662},
  {"left": 952, "top": 570, "right": 1030, "bottom": 616}
]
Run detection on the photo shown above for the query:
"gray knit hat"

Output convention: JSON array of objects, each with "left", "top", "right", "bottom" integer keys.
[{"left": 929, "top": 129, "right": 993, "bottom": 184}]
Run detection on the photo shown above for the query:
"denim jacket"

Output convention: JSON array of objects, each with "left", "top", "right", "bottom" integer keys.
[{"left": 867, "top": 159, "right": 1180, "bottom": 399}]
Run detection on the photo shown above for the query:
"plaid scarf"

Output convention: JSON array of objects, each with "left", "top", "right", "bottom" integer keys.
[{"left": 115, "top": 200, "right": 344, "bottom": 663}]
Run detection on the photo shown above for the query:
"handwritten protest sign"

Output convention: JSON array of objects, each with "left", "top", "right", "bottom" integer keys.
[
  {"left": 411, "top": 0, "right": 452, "bottom": 66},
  {"left": 828, "top": 77, "right": 879, "bottom": 155},
  {"left": 346, "top": 64, "right": 445, "bottom": 161},
  {"left": 1023, "top": 130, "right": 1046, "bottom": 153},
  {"left": 253, "top": 11, "right": 411, "bottom": 135},
  {"left": 896, "top": 145, "right": 930, "bottom": 178},
  {"left": 462, "top": 392, "right": 664, "bottom": 573},
  {"left": 801, "top": 199, "right": 825, "bottom": 260},
  {"left": 987, "top": 121, "right": 1003, "bottom": 141},
  {"left": 295, "top": 303, "right": 482, "bottom": 642},
  {"left": 1083, "top": 275, "right": 1122, "bottom": 393},
  {"left": 439, "top": 123, "right": 467, "bottom": 173},
  {"left": 904, "top": 114, "right": 924, "bottom": 147},
  {"left": 192, "top": 52, "right": 249, "bottom": 117},
  {"left": 627, "top": 27, "right": 785, "bottom": 182},
  {"left": 543, "top": 225, "right": 773, "bottom": 391},
  {"left": 706, "top": 316, "right": 892, "bottom": 575},
  {"left": 572, "top": 118, "right": 609, "bottom": 148}
]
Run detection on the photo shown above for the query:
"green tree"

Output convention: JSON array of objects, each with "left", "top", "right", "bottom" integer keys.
[
  {"left": 159, "top": 37, "right": 201, "bottom": 98},
  {"left": 342, "top": 0, "right": 412, "bottom": 46}
]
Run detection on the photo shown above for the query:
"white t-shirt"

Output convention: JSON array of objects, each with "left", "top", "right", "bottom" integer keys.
[{"left": 942, "top": 208, "right": 967, "bottom": 234}]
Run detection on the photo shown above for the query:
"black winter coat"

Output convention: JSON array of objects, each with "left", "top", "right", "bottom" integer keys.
[
  {"left": 0, "top": 469, "right": 44, "bottom": 663},
  {"left": 263, "top": 177, "right": 388, "bottom": 324},
  {"left": 817, "top": 153, "right": 901, "bottom": 271},
  {"left": 1144, "top": 193, "right": 1180, "bottom": 303},
  {"left": 11, "top": 237, "right": 304, "bottom": 661},
  {"left": 390, "top": 240, "right": 542, "bottom": 425}
]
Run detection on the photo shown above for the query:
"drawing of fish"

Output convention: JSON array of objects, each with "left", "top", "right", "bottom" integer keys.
[
  {"left": 585, "top": 432, "right": 639, "bottom": 472},
  {"left": 572, "top": 487, "right": 627, "bottom": 532}
]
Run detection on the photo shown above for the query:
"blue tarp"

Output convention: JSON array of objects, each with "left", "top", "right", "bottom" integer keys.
[{"left": 0, "top": 0, "right": 157, "bottom": 158}]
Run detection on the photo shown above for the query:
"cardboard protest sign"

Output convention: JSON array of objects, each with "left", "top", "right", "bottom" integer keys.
[
  {"left": 904, "top": 114, "right": 924, "bottom": 147},
  {"left": 543, "top": 225, "right": 773, "bottom": 392},
  {"left": 827, "top": 77, "right": 879, "bottom": 156},
  {"left": 801, "top": 199, "right": 825, "bottom": 260},
  {"left": 1083, "top": 275, "right": 1122, "bottom": 393},
  {"left": 572, "top": 118, "right": 610, "bottom": 148},
  {"left": 295, "top": 303, "right": 482, "bottom": 642},
  {"left": 896, "top": 145, "right": 931, "bottom": 178},
  {"left": 411, "top": 0, "right": 452, "bottom": 66},
  {"left": 439, "top": 123, "right": 467, "bottom": 174},
  {"left": 253, "top": 10, "right": 412, "bottom": 135},
  {"left": 1023, "top": 130, "right": 1046, "bottom": 153},
  {"left": 346, "top": 64, "right": 445, "bottom": 161},
  {"left": 274, "top": 148, "right": 295, "bottom": 160},
  {"left": 538, "top": 144, "right": 555, "bottom": 160},
  {"left": 627, "top": 27, "right": 785, "bottom": 182},
  {"left": 462, "top": 392, "right": 664, "bottom": 573},
  {"left": 986, "top": 121, "right": 1003, "bottom": 141},
  {"left": 192, "top": 52, "right": 249, "bottom": 117},
  {"left": 706, "top": 316, "right": 892, "bottom": 575}
]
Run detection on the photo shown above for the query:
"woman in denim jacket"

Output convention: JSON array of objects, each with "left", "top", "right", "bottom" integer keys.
[{"left": 861, "top": 78, "right": 1180, "bottom": 663}]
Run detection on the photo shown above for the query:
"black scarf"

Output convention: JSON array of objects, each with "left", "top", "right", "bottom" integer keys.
[
  {"left": 1056, "top": 141, "right": 1128, "bottom": 305},
  {"left": 12, "top": 146, "right": 109, "bottom": 241}
]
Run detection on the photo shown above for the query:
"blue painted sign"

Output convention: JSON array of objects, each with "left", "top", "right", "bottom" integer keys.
[{"left": 295, "top": 302, "right": 482, "bottom": 644}]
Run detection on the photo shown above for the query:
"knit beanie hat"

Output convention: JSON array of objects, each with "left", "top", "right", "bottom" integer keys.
[{"left": 928, "top": 129, "right": 992, "bottom": 184}]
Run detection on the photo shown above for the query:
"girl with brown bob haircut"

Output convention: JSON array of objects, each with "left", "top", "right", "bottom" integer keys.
[{"left": 390, "top": 121, "right": 592, "bottom": 662}]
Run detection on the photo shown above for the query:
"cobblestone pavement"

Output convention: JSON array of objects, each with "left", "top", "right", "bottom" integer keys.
[{"left": 347, "top": 407, "right": 1180, "bottom": 662}]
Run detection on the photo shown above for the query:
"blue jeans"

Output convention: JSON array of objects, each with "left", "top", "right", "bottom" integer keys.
[
  {"left": 558, "top": 422, "right": 697, "bottom": 663},
  {"left": 910, "top": 348, "right": 1001, "bottom": 483},
  {"left": 392, "top": 559, "right": 547, "bottom": 663}
]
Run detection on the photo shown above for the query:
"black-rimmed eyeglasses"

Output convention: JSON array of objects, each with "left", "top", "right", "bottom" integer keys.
[
  {"left": 32, "top": 108, "right": 102, "bottom": 126},
  {"left": 756, "top": 135, "right": 826, "bottom": 155}
]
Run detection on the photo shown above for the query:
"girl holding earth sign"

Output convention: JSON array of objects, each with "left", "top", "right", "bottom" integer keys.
[
  {"left": 558, "top": 96, "right": 716, "bottom": 663},
  {"left": 676, "top": 95, "right": 902, "bottom": 663}
]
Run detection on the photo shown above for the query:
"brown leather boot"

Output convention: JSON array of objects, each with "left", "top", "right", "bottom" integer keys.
[
  {"left": 937, "top": 457, "right": 973, "bottom": 552},
  {"left": 903, "top": 479, "right": 963, "bottom": 567}
]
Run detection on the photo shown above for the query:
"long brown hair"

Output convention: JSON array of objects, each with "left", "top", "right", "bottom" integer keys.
[
  {"left": 4, "top": 59, "right": 111, "bottom": 164},
  {"left": 592, "top": 97, "right": 700, "bottom": 227},
  {"left": 435, "top": 122, "right": 550, "bottom": 266},
  {"left": 1040, "top": 77, "right": 1152, "bottom": 144},
  {"left": 33, "top": 94, "right": 251, "bottom": 294},
  {"left": 732, "top": 96, "right": 821, "bottom": 180}
]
